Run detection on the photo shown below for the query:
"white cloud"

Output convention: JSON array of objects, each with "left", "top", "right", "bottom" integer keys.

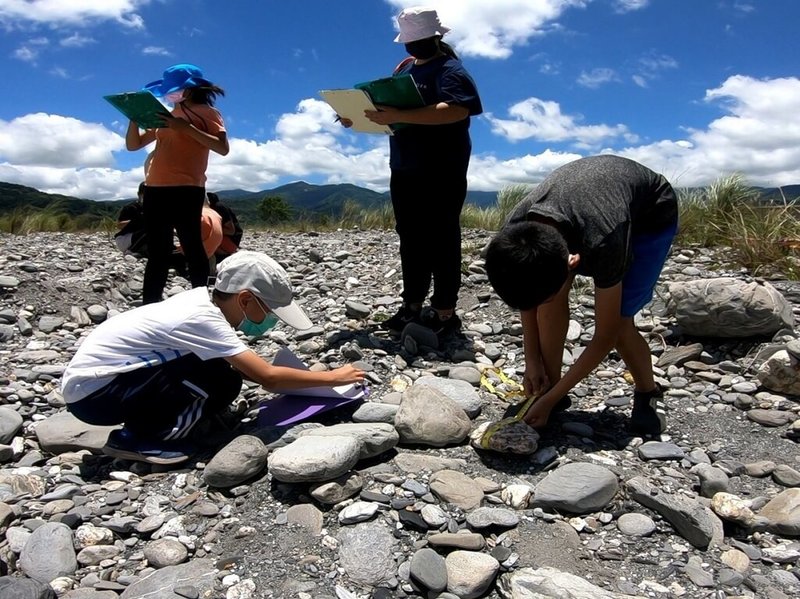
[
  {"left": 2, "top": 76, "right": 799, "bottom": 200},
  {"left": 12, "top": 45, "right": 38, "bottom": 62},
  {"left": 142, "top": 46, "right": 171, "bottom": 56},
  {"left": 486, "top": 97, "right": 634, "bottom": 146},
  {"left": 385, "top": 0, "right": 589, "bottom": 59},
  {"left": 632, "top": 51, "right": 678, "bottom": 87},
  {"left": 618, "top": 75, "right": 800, "bottom": 187},
  {"left": 538, "top": 61, "right": 560, "bottom": 75},
  {"left": 0, "top": 113, "right": 123, "bottom": 168},
  {"left": 0, "top": 0, "right": 148, "bottom": 29},
  {"left": 613, "top": 0, "right": 650, "bottom": 13},
  {"left": 468, "top": 149, "right": 582, "bottom": 191},
  {"left": 60, "top": 32, "right": 95, "bottom": 47},
  {"left": 577, "top": 67, "right": 618, "bottom": 88},
  {"left": 12, "top": 36, "right": 48, "bottom": 62}
]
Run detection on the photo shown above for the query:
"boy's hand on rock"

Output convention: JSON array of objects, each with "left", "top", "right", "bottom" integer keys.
[
  {"left": 332, "top": 364, "right": 365, "bottom": 385},
  {"left": 522, "top": 400, "right": 552, "bottom": 429}
]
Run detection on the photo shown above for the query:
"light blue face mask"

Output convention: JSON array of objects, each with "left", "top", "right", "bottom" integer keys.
[{"left": 237, "top": 299, "right": 279, "bottom": 338}]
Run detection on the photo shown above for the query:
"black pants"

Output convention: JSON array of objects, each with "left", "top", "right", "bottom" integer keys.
[
  {"left": 67, "top": 354, "right": 242, "bottom": 441},
  {"left": 390, "top": 165, "right": 468, "bottom": 310},
  {"left": 142, "top": 185, "right": 208, "bottom": 304}
]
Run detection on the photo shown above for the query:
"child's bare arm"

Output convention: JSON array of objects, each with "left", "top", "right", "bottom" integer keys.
[
  {"left": 520, "top": 307, "right": 547, "bottom": 395},
  {"left": 524, "top": 283, "right": 623, "bottom": 427},
  {"left": 225, "top": 349, "right": 364, "bottom": 390}
]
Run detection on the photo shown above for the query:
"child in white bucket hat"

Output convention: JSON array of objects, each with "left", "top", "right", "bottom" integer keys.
[
  {"left": 394, "top": 6, "right": 450, "bottom": 42},
  {"left": 340, "top": 6, "right": 483, "bottom": 339},
  {"left": 61, "top": 251, "right": 364, "bottom": 465}
]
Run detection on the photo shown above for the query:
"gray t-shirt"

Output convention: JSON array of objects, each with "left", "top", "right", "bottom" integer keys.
[{"left": 505, "top": 155, "right": 677, "bottom": 288}]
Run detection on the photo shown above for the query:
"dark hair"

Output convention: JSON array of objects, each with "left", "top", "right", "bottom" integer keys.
[
  {"left": 438, "top": 39, "right": 459, "bottom": 60},
  {"left": 207, "top": 192, "right": 219, "bottom": 207},
  {"left": 485, "top": 221, "right": 569, "bottom": 310},
  {"left": 137, "top": 181, "right": 145, "bottom": 196},
  {"left": 185, "top": 84, "right": 225, "bottom": 106},
  {"left": 211, "top": 288, "right": 236, "bottom": 301}
]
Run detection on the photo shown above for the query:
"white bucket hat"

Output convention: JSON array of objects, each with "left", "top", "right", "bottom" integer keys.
[
  {"left": 215, "top": 251, "right": 313, "bottom": 330},
  {"left": 394, "top": 6, "right": 450, "bottom": 43}
]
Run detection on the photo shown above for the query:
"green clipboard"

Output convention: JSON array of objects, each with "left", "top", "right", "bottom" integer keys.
[
  {"left": 354, "top": 74, "right": 424, "bottom": 131},
  {"left": 103, "top": 91, "right": 171, "bottom": 129}
]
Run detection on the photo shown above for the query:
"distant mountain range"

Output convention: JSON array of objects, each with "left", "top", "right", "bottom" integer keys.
[
  {"left": 213, "top": 181, "right": 500, "bottom": 217},
  {"left": 0, "top": 180, "right": 798, "bottom": 225},
  {"left": 0, "top": 180, "right": 500, "bottom": 224}
]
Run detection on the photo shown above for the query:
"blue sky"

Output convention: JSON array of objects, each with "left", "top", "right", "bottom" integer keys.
[{"left": 0, "top": 0, "right": 798, "bottom": 201}]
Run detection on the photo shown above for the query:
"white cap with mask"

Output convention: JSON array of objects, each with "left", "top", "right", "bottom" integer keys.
[{"left": 214, "top": 251, "right": 313, "bottom": 330}]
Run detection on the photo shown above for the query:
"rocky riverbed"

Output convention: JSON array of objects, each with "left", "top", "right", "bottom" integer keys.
[{"left": 0, "top": 230, "right": 799, "bottom": 599}]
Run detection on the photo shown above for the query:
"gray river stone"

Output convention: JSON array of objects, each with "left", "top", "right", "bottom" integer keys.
[
  {"left": 18, "top": 522, "right": 78, "bottom": 583},
  {"left": 626, "top": 476, "right": 721, "bottom": 549},
  {"left": 120, "top": 559, "right": 217, "bottom": 598},
  {"left": 203, "top": 434, "right": 268, "bottom": 488},
  {"left": 410, "top": 547, "right": 447, "bottom": 593},
  {"left": 337, "top": 521, "right": 397, "bottom": 586},
  {"left": 533, "top": 463, "right": 619, "bottom": 514}
]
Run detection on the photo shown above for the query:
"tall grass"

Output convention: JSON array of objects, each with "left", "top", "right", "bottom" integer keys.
[
  {"left": 677, "top": 174, "right": 800, "bottom": 277},
  {"left": 0, "top": 207, "right": 115, "bottom": 234},
  {"left": 3, "top": 175, "right": 798, "bottom": 278}
]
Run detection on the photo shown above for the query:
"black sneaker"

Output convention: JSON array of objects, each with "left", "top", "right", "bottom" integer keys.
[
  {"left": 381, "top": 305, "right": 422, "bottom": 332},
  {"left": 103, "top": 429, "right": 193, "bottom": 465},
  {"left": 420, "top": 310, "right": 462, "bottom": 336},
  {"left": 553, "top": 396, "right": 572, "bottom": 413},
  {"left": 629, "top": 386, "right": 667, "bottom": 435}
]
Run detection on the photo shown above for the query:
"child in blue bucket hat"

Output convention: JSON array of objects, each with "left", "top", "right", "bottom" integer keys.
[{"left": 126, "top": 63, "right": 229, "bottom": 305}]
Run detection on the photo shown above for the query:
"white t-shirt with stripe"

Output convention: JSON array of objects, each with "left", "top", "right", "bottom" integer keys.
[{"left": 61, "top": 287, "right": 247, "bottom": 403}]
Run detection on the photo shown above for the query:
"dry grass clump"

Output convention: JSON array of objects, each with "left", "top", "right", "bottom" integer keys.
[
  {"left": 677, "top": 174, "right": 800, "bottom": 278},
  {"left": 3, "top": 174, "right": 798, "bottom": 279}
]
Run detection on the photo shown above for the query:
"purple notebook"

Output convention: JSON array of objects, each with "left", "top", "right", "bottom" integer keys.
[
  {"left": 256, "top": 393, "right": 364, "bottom": 426},
  {"left": 255, "top": 348, "right": 367, "bottom": 426}
]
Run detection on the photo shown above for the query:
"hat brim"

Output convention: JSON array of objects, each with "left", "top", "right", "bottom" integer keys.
[
  {"left": 272, "top": 301, "right": 314, "bottom": 330},
  {"left": 143, "top": 76, "right": 212, "bottom": 97},
  {"left": 393, "top": 27, "right": 449, "bottom": 43}
]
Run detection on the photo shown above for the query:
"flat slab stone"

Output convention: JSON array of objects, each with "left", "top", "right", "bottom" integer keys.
[
  {"left": 637, "top": 441, "right": 686, "bottom": 461},
  {"left": 429, "top": 470, "right": 484, "bottom": 510},
  {"left": 120, "top": 559, "right": 217, "bottom": 598},
  {"left": 34, "top": 412, "right": 117, "bottom": 454},
  {"left": 533, "top": 463, "right": 619, "bottom": 514},
  {"left": 759, "top": 488, "right": 800, "bottom": 535}
]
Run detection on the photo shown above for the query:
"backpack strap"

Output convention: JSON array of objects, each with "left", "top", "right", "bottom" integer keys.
[{"left": 393, "top": 56, "right": 415, "bottom": 75}]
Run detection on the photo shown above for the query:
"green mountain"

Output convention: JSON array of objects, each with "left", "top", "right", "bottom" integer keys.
[
  {"left": 754, "top": 185, "right": 800, "bottom": 204},
  {"left": 1, "top": 179, "right": 797, "bottom": 228},
  {"left": 215, "top": 183, "right": 499, "bottom": 214},
  {"left": 0, "top": 182, "right": 117, "bottom": 217}
]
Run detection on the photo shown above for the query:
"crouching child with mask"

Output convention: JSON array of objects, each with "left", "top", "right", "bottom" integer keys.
[{"left": 60, "top": 250, "right": 365, "bottom": 465}]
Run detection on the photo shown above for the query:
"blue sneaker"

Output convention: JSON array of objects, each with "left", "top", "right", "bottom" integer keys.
[{"left": 103, "top": 429, "right": 192, "bottom": 465}]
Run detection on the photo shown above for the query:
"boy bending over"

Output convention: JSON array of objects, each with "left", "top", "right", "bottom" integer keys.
[{"left": 485, "top": 155, "right": 677, "bottom": 435}]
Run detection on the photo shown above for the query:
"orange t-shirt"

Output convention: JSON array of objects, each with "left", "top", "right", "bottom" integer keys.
[
  {"left": 200, "top": 206, "right": 223, "bottom": 257},
  {"left": 146, "top": 103, "right": 225, "bottom": 187}
]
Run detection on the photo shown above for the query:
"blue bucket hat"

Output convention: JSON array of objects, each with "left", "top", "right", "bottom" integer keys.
[{"left": 143, "top": 63, "right": 211, "bottom": 97}]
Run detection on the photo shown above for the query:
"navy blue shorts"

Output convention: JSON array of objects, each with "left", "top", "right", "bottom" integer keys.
[{"left": 621, "top": 222, "right": 678, "bottom": 317}]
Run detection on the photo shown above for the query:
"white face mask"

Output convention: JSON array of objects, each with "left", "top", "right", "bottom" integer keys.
[{"left": 165, "top": 90, "right": 185, "bottom": 104}]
